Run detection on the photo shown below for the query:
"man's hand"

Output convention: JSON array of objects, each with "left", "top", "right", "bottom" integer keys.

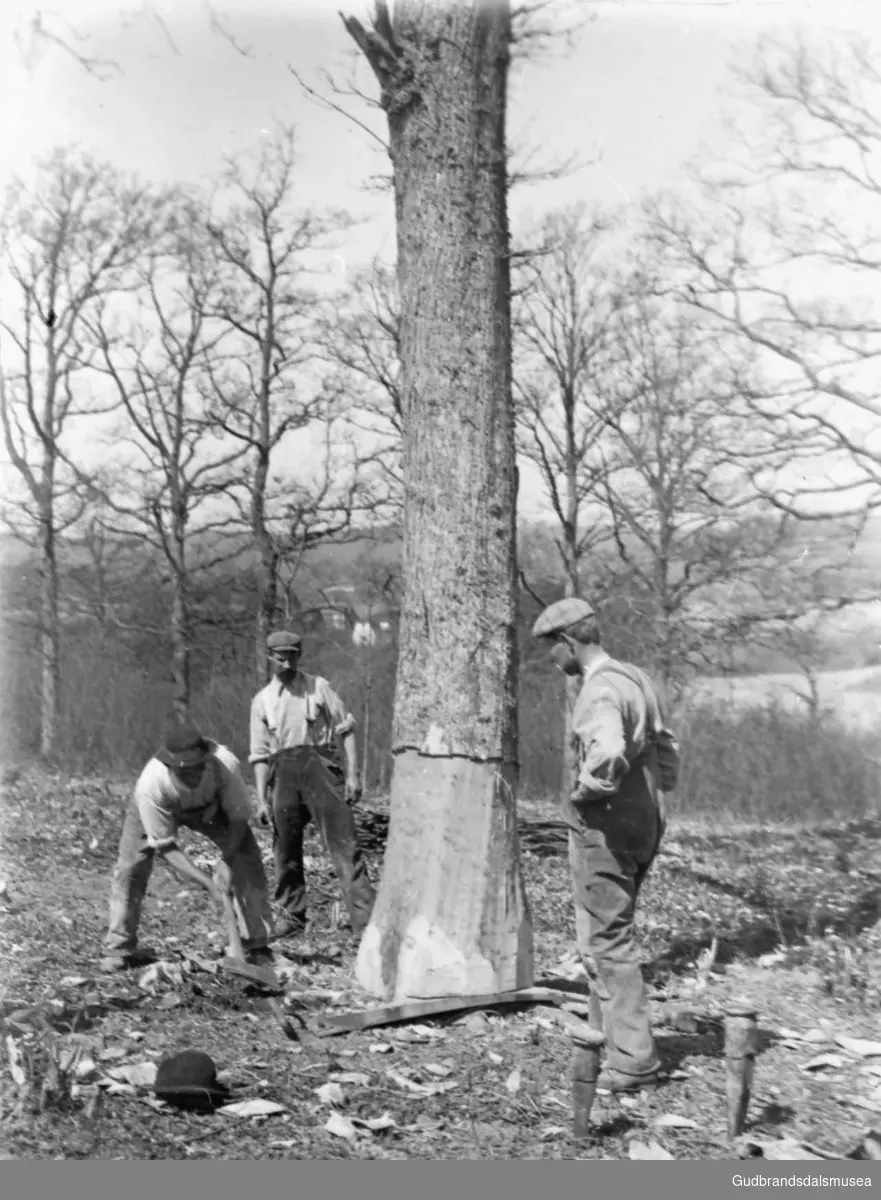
[
  {"left": 570, "top": 782, "right": 599, "bottom": 804},
  {"left": 345, "top": 778, "right": 363, "bottom": 807},
  {"left": 254, "top": 797, "right": 272, "bottom": 828}
]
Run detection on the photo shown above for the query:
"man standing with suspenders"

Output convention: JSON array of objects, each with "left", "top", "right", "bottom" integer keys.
[
  {"left": 532, "top": 598, "right": 681, "bottom": 1092},
  {"left": 250, "top": 630, "right": 376, "bottom": 942}
]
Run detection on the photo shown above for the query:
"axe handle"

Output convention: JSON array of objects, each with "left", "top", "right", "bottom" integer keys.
[{"left": 220, "top": 887, "right": 246, "bottom": 961}]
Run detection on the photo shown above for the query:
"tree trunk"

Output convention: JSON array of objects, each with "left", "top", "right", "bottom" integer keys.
[
  {"left": 38, "top": 370, "right": 60, "bottom": 761},
  {"left": 346, "top": 0, "right": 533, "bottom": 1002},
  {"left": 252, "top": 445, "right": 277, "bottom": 686},
  {"left": 562, "top": 416, "right": 580, "bottom": 795},
  {"left": 169, "top": 528, "right": 190, "bottom": 720},
  {"left": 39, "top": 506, "right": 60, "bottom": 761}
]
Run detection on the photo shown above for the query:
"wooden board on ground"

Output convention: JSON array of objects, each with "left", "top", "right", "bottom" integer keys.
[{"left": 308, "top": 985, "right": 598, "bottom": 1037}]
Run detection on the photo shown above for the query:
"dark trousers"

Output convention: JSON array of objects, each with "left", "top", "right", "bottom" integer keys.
[
  {"left": 269, "top": 746, "right": 375, "bottom": 934},
  {"left": 562, "top": 755, "right": 665, "bottom": 1078}
]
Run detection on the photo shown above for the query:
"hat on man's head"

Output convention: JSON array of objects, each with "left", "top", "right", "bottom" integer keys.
[
  {"left": 154, "top": 1050, "right": 231, "bottom": 1111},
  {"left": 267, "top": 630, "right": 302, "bottom": 653},
  {"left": 155, "top": 722, "right": 211, "bottom": 769},
  {"left": 532, "top": 597, "right": 596, "bottom": 639}
]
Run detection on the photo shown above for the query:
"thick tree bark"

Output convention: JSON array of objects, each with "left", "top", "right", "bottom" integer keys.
[{"left": 345, "top": 0, "right": 533, "bottom": 1001}]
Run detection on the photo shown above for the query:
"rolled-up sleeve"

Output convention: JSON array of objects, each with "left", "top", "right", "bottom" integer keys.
[
  {"left": 249, "top": 692, "right": 273, "bottom": 765},
  {"left": 572, "top": 684, "right": 629, "bottom": 797},
  {"left": 320, "top": 679, "right": 356, "bottom": 737},
  {"left": 135, "top": 761, "right": 179, "bottom": 852}
]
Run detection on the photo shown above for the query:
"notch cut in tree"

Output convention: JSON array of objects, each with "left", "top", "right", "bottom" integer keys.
[{"left": 343, "top": 0, "right": 533, "bottom": 1002}]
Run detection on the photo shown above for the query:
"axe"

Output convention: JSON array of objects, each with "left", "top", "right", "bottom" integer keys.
[{"left": 214, "top": 869, "right": 282, "bottom": 991}]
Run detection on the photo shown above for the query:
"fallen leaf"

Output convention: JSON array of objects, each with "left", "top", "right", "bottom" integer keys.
[
  {"left": 802, "top": 1054, "right": 846, "bottom": 1072},
  {"left": 390, "top": 1028, "right": 432, "bottom": 1044},
  {"left": 352, "top": 1112, "right": 397, "bottom": 1132},
  {"left": 757, "top": 951, "right": 787, "bottom": 968},
  {"left": 835, "top": 1035, "right": 881, "bottom": 1059},
  {"left": 60, "top": 976, "right": 89, "bottom": 988},
  {"left": 540, "top": 1126, "right": 568, "bottom": 1140},
  {"left": 331, "top": 1071, "right": 370, "bottom": 1086},
  {"left": 505, "top": 1068, "right": 522, "bottom": 1094},
  {"left": 157, "top": 995, "right": 181, "bottom": 1010},
  {"left": 75, "top": 1054, "right": 99, "bottom": 1080},
  {"left": 219, "top": 1099, "right": 287, "bottom": 1118},
  {"left": 654, "top": 1114, "right": 698, "bottom": 1129},
  {"left": 324, "top": 1111, "right": 358, "bottom": 1140},
  {"left": 98, "top": 1046, "right": 129, "bottom": 1062},
  {"left": 96, "top": 1077, "right": 136, "bottom": 1095},
  {"left": 457, "top": 1012, "right": 489, "bottom": 1032},
  {"left": 6, "top": 1036, "right": 26, "bottom": 1088},
  {"left": 758, "top": 1138, "right": 826, "bottom": 1161},
  {"left": 385, "top": 1068, "right": 457, "bottom": 1097},
  {"left": 138, "top": 965, "right": 163, "bottom": 991},
  {"left": 314, "top": 1082, "right": 344, "bottom": 1105},
  {"left": 423, "top": 1063, "right": 453, "bottom": 1079},
  {"left": 88, "top": 837, "right": 99, "bottom": 851},
  {"left": 629, "top": 1140, "right": 675, "bottom": 1160},
  {"left": 368, "top": 1042, "right": 394, "bottom": 1054},
  {"left": 141, "top": 1097, "right": 168, "bottom": 1111},
  {"left": 619, "top": 1096, "right": 639, "bottom": 1109},
  {"left": 269, "top": 1139, "right": 299, "bottom": 1149},
  {"left": 107, "top": 1061, "right": 157, "bottom": 1088},
  {"left": 487, "top": 1051, "right": 504, "bottom": 1065}
]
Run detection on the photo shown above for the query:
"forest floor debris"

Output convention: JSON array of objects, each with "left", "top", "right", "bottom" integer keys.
[{"left": 2, "top": 767, "right": 881, "bottom": 1160}]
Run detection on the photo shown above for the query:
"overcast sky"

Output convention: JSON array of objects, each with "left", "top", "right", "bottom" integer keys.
[{"left": 1, "top": 0, "right": 878, "bottom": 517}]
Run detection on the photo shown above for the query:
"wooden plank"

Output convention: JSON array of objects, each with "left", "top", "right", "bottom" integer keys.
[{"left": 309, "top": 985, "right": 594, "bottom": 1038}]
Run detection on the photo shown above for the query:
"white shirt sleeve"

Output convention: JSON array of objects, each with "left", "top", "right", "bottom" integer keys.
[{"left": 135, "top": 759, "right": 180, "bottom": 851}]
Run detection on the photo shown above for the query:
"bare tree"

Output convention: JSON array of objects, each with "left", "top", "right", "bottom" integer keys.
[
  {"left": 0, "top": 149, "right": 160, "bottom": 757},
  {"left": 512, "top": 203, "right": 623, "bottom": 786},
  {"left": 647, "top": 33, "right": 881, "bottom": 518},
  {"left": 202, "top": 126, "right": 376, "bottom": 680},
  {"left": 86, "top": 199, "right": 245, "bottom": 719},
  {"left": 342, "top": 0, "right": 533, "bottom": 1002},
  {"left": 596, "top": 278, "right": 790, "bottom": 692},
  {"left": 318, "top": 260, "right": 403, "bottom": 506}
]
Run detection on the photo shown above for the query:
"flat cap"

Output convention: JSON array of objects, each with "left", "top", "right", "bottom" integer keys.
[
  {"left": 267, "top": 630, "right": 302, "bottom": 652},
  {"left": 532, "top": 597, "right": 595, "bottom": 638}
]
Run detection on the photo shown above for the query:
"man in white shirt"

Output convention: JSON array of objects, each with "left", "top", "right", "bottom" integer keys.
[
  {"left": 533, "top": 597, "right": 681, "bottom": 1093},
  {"left": 100, "top": 723, "right": 274, "bottom": 972},
  {"left": 250, "top": 630, "right": 376, "bottom": 941}
]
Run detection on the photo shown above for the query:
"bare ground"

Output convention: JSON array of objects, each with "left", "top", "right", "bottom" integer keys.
[{"left": 1, "top": 769, "right": 881, "bottom": 1161}]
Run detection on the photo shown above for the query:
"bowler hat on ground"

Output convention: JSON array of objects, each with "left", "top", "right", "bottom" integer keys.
[
  {"left": 155, "top": 723, "right": 211, "bottom": 769},
  {"left": 532, "top": 597, "right": 596, "bottom": 639},
  {"left": 266, "top": 630, "right": 302, "bottom": 653},
  {"left": 154, "top": 1050, "right": 231, "bottom": 1110}
]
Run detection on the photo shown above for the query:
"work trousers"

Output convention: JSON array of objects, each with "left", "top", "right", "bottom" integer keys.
[
  {"left": 269, "top": 746, "right": 375, "bottom": 935},
  {"left": 104, "top": 801, "right": 273, "bottom": 955},
  {"left": 563, "top": 754, "right": 664, "bottom": 1080}
]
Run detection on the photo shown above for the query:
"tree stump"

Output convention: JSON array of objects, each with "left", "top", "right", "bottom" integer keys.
[
  {"left": 724, "top": 1001, "right": 759, "bottom": 1139},
  {"left": 571, "top": 1025, "right": 605, "bottom": 1140}
]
